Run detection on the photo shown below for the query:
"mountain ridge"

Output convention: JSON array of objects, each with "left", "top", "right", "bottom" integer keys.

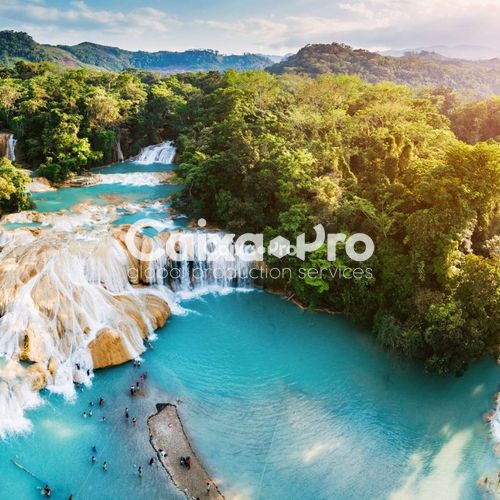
[
  {"left": 0, "top": 30, "right": 274, "bottom": 72},
  {"left": 3, "top": 31, "right": 500, "bottom": 95},
  {"left": 268, "top": 42, "right": 500, "bottom": 95}
]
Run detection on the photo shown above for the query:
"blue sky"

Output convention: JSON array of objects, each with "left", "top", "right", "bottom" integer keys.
[{"left": 0, "top": 0, "right": 499, "bottom": 56}]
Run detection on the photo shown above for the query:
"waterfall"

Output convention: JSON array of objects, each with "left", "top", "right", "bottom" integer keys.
[
  {"left": 134, "top": 141, "right": 176, "bottom": 164},
  {"left": 0, "top": 132, "right": 16, "bottom": 161},
  {"left": 145, "top": 232, "right": 254, "bottom": 294},
  {"left": 0, "top": 224, "right": 254, "bottom": 438},
  {"left": 7, "top": 134, "right": 16, "bottom": 162},
  {"left": 113, "top": 133, "right": 124, "bottom": 163}
]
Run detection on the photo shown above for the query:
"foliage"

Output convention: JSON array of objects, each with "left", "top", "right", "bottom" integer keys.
[
  {"left": 0, "top": 31, "right": 273, "bottom": 73},
  {"left": 1, "top": 60, "right": 499, "bottom": 375},
  {"left": 0, "top": 157, "right": 31, "bottom": 214},
  {"left": 269, "top": 43, "right": 500, "bottom": 96},
  {"left": 172, "top": 71, "right": 500, "bottom": 375}
]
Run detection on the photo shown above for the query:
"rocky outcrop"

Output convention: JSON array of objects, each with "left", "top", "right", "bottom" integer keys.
[
  {"left": 30, "top": 176, "right": 56, "bottom": 193},
  {"left": 113, "top": 225, "right": 170, "bottom": 285},
  {"left": 89, "top": 328, "right": 133, "bottom": 369},
  {"left": 0, "top": 226, "right": 172, "bottom": 385}
]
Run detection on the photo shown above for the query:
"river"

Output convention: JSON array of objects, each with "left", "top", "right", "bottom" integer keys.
[{"left": 0, "top": 144, "right": 498, "bottom": 500}]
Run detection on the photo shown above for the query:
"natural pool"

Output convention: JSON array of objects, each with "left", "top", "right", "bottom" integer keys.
[
  {"left": 1, "top": 292, "right": 498, "bottom": 499},
  {"left": 1, "top": 153, "right": 498, "bottom": 500}
]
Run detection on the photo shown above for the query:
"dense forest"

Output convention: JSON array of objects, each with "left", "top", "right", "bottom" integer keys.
[
  {"left": 0, "top": 31, "right": 273, "bottom": 73},
  {"left": 269, "top": 43, "right": 500, "bottom": 96},
  {"left": 0, "top": 62, "right": 498, "bottom": 376}
]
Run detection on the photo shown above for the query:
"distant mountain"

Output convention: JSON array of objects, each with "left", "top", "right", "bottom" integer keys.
[
  {"left": 268, "top": 43, "right": 500, "bottom": 95},
  {"left": 0, "top": 31, "right": 273, "bottom": 73},
  {"left": 381, "top": 45, "right": 500, "bottom": 60}
]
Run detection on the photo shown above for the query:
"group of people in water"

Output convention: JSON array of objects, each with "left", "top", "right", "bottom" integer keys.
[
  {"left": 40, "top": 357, "right": 216, "bottom": 498},
  {"left": 130, "top": 371, "right": 148, "bottom": 396},
  {"left": 41, "top": 360, "right": 152, "bottom": 497}
]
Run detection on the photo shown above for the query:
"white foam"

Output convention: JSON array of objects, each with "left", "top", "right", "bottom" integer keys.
[
  {"left": 95, "top": 172, "right": 171, "bottom": 186},
  {"left": 133, "top": 141, "right": 176, "bottom": 164}
]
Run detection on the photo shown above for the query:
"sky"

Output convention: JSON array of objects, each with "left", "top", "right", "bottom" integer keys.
[{"left": 1, "top": 0, "right": 500, "bottom": 56}]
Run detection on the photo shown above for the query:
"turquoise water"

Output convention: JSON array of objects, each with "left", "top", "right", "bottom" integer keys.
[
  {"left": 1, "top": 293, "right": 498, "bottom": 499},
  {"left": 31, "top": 161, "right": 178, "bottom": 213},
  {"left": 1, "top": 158, "right": 498, "bottom": 499},
  {"left": 31, "top": 183, "right": 178, "bottom": 213}
]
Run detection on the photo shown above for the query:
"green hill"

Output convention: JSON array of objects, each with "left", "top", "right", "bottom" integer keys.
[
  {"left": 269, "top": 43, "right": 500, "bottom": 95},
  {"left": 0, "top": 31, "right": 273, "bottom": 73}
]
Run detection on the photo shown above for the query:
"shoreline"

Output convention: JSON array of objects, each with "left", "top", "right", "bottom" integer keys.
[{"left": 148, "top": 403, "right": 224, "bottom": 499}]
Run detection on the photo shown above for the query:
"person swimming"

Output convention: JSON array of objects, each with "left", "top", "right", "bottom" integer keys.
[
  {"left": 42, "top": 485, "right": 52, "bottom": 497},
  {"left": 102, "top": 461, "right": 108, "bottom": 471},
  {"left": 91, "top": 455, "right": 96, "bottom": 463},
  {"left": 138, "top": 466, "right": 143, "bottom": 477},
  {"left": 125, "top": 408, "right": 129, "bottom": 419},
  {"left": 149, "top": 457, "right": 154, "bottom": 465}
]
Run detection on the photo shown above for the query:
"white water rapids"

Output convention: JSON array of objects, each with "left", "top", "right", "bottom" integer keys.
[
  {"left": 0, "top": 140, "right": 254, "bottom": 438},
  {"left": 0, "top": 133, "right": 16, "bottom": 162},
  {"left": 7, "top": 134, "right": 16, "bottom": 162},
  {"left": 133, "top": 141, "right": 176, "bottom": 164}
]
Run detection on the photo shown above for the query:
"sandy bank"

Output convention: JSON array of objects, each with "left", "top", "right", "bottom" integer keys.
[{"left": 148, "top": 403, "right": 224, "bottom": 499}]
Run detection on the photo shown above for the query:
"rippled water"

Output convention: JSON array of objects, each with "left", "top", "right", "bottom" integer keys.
[
  {"left": 1, "top": 159, "right": 498, "bottom": 500},
  {"left": 1, "top": 293, "right": 498, "bottom": 499}
]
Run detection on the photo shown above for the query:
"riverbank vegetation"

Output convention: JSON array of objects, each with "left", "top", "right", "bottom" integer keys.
[{"left": 0, "top": 62, "right": 498, "bottom": 375}]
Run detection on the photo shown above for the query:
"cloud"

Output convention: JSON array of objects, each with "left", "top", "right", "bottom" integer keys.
[
  {"left": 0, "top": 0, "right": 179, "bottom": 38},
  {"left": 195, "top": 14, "right": 392, "bottom": 52},
  {"left": 196, "top": 0, "right": 500, "bottom": 53},
  {"left": 1, "top": 0, "right": 500, "bottom": 55}
]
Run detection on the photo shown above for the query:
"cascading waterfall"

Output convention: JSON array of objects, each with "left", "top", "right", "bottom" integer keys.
[
  {"left": 134, "top": 231, "right": 255, "bottom": 293},
  {"left": 0, "top": 139, "right": 254, "bottom": 439},
  {"left": 7, "top": 134, "right": 16, "bottom": 162},
  {"left": 0, "top": 132, "right": 16, "bottom": 161},
  {"left": 165, "top": 232, "right": 254, "bottom": 294},
  {"left": 0, "top": 227, "right": 174, "bottom": 438},
  {"left": 0, "top": 225, "right": 254, "bottom": 438},
  {"left": 134, "top": 141, "right": 176, "bottom": 164}
]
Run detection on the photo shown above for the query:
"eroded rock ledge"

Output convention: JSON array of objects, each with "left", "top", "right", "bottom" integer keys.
[{"left": 0, "top": 224, "right": 172, "bottom": 391}]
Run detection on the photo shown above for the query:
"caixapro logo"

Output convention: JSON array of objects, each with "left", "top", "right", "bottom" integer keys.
[{"left": 125, "top": 219, "right": 375, "bottom": 263}]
